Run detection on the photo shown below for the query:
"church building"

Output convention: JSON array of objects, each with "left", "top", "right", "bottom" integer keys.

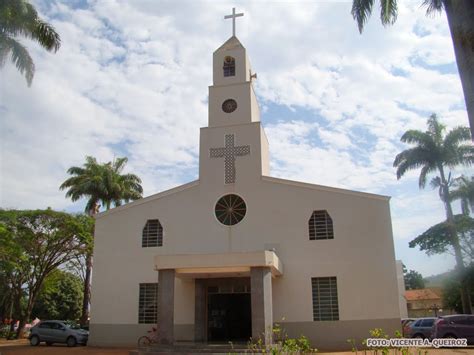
[{"left": 89, "top": 9, "right": 402, "bottom": 351}]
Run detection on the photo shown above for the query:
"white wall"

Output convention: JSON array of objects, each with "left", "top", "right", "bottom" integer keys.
[{"left": 91, "top": 175, "right": 400, "bottom": 326}]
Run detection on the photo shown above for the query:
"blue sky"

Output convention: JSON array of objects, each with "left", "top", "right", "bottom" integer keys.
[{"left": 1, "top": 0, "right": 472, "bottom": 277}]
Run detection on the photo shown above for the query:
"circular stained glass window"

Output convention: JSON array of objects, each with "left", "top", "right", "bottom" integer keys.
[
  {"left": 215, "top": 194, "right": 246, "bottom": 226},
  {"left": 222, "top": 99, "right": 237, "bottom": 113}
]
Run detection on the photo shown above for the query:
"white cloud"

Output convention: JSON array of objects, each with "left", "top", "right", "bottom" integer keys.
[{"left": 265, "top": 120, "right": 393, "bottom": 192}]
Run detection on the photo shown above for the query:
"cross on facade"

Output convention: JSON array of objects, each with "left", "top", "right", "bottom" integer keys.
[
  {"left": 210, "top": 134, "right": 250, "bottom": 184},
  {"left": 224, "top": 7, "right": 244, "bottom": 37}
]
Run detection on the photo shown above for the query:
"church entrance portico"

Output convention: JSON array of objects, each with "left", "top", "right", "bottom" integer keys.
[{"left": 154, "top": 251, "right": 282, "bottom": 346}]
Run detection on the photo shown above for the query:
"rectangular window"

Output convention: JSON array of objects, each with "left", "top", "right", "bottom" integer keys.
[
  {"left": 138, "top": 283, "right": 158, "bottom": 324},
  {"left": 223, "top": 56, "right": 236, "bottom": 77},
  {"left": 223, "top": 66, "right": 235, "bottom": 77},
  {"left": 312, "top": 277, "right": 339, "bottom": 321}
]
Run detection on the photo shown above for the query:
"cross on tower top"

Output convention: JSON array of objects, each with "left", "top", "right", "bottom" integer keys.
[{"left": 224, "top": 7, "right": 244, "bottom": 37}]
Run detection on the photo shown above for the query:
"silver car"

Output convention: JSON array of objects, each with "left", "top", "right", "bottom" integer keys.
[
  {"left": 406, "top": 317, "right": 436, "bottom": 339},
  {"left": 29, "top": 320, "right": 88, "bottom": 347}
]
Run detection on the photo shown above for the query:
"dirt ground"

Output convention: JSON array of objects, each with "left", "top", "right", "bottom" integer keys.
[
  {"left": 1, "top": 339, "right": 474, "bottom": 355},
  {"left": 0, "top": 340, "right": 131, "bottom": 355}
]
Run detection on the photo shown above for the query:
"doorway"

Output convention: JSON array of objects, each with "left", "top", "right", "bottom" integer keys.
[{"left": 205, "top": 278, "right": 251, "bottom": 342}]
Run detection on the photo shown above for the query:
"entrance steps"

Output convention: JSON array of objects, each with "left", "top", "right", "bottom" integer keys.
[{"left": 130, "top": 341, "right": 257, "bottom": 354}]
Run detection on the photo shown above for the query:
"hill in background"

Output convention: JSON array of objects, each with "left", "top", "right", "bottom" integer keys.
[{"left": 424, "top": 270, "right": 455, "bottom": 287}]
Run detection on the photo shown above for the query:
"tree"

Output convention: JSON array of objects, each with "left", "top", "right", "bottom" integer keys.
[
  {"left": 451, "top": 175, "right": 474, "bottom": 215},
  {"left": 0, "top": 0, "right": 60, "bottom": 86},
  {"left": 60, "top": 156, "right": 143, "bottom": 214},
  {"left": 60, "top": 156, "right": 143, "bottom": 324},
  {"left": 410, "top": 214, "right": 474, "bottom": 264},
  {"left": 351, "top": 0, "right": 474, "bottom": 139},
  {"left": 0, "top": 223, "right": 12, "bottom": 319},
  {"left": 404, "top": 269, "right": 426, "bottom": 290},
  {"left": 100, "top": 157, "right": 144, "bottom": 210},
  {"left": 393, "top": 113, "right": 474, "bottom": 313},
  {"left": 32, "top": 269, "right": 83, "bottom": 321},
  {"left": 442, "top": 264, "right": 474, "bottom": 313},
  {"left": 0, "top": 209, "right": 92, "bottom": 336}
]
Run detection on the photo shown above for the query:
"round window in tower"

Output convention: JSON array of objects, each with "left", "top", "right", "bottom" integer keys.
[
  {"left": 222, "top": 99, "right": 237, "bottom": 113},
  {"left": 215, "top": 194, "right": 246, "bottom": 226}
]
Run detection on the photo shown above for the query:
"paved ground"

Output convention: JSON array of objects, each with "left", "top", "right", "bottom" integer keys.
[{"left": 1, "top": 339, "right": 474, "bottom": 354}]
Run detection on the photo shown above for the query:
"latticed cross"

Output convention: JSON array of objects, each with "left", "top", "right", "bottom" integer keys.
[{"left": 210, "top": 134, "right": 250, "bottom": 184}]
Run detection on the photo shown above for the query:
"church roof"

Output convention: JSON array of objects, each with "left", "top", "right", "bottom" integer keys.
[
  {"left": 95, "top": 180, "right": 199, "bottom": 219},
  {"left": 97, "top": 175, "right": 390, "bottom": 219},
  {"left": 214, "top": 36, "right": 244, "bottom": 53},
  {"left": 262, "top": 176, "right": 390, "bottom": 201}
]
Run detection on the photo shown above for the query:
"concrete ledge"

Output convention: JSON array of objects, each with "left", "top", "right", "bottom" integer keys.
[
  {"left": 130, "top": 342, "right": 251, "bottom": 354},
  {"left": 281, "top": 318, "right": 401, "bottom": 351},
  {"left": 154, "top": 251, "right": 283, "bottom": 277},
  {"left": 91, "top": 319, "right": 400, "bottom": 351},
  {"left": 89, "top": 323, "right": 194, "bottom": 346}
]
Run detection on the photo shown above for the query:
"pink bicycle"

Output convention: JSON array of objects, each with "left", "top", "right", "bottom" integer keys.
[{"left": 137, "top": 326, "right": 159, "bottom": 347}]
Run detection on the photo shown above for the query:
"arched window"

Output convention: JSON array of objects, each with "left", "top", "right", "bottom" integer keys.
[
  {"left": 223, "top": 56, "right": 235, "bottom": 77},
  {"left": 308, "top": 210, "right": 334, "bottom": 240},
  {"left": 142, "top": 219, "right": 163, "bottom": 247}
]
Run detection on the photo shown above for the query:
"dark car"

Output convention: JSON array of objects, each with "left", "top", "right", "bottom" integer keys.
[
  {"left": 432, "top": 315, "right": 474, "bottom": 344},
  {"left": 406, "top": 317, "right": 436, "bottom": 339},
  {"left": 29, "top": 320, "right": 88, "bottom": 347}
]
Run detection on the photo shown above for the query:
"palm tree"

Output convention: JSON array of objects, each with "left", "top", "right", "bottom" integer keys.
[
  {"left": 393, "top": 113, "right": 474, "bottom": 313},
  {"left": 60, "top": 156, "right": 143, "bottom": 324},
  {"left": 351, "top": 0, "right": 474, "bottom": 139},
  {"left": 451, "top": 175, "right": 474, "bottom": 215},
  {"left": 0, "top": 0, "right": 61, "bottom": 86},
  {"left": 101, "top": 157, "right": 143, "bottom": 210}
]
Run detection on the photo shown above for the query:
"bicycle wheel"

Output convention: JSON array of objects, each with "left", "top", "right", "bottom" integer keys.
[{"left": 137, "top": 335, "right": 151, "bottom": 348}]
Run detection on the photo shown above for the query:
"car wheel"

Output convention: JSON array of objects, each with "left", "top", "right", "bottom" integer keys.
[
  {"left": 67, "top": 336, "right": 77, "bottom": 347},
  {"left": 30, "top": 335, "right": 40, "bottom": 346}
]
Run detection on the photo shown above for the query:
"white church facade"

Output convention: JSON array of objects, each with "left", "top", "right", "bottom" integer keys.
[{"left": 89, "top": 13, "right": 402, "bottom": 350}]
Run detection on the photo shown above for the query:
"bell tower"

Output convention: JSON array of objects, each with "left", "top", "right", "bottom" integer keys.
[
  {"left": 209, "top": 36, "right": 260, "bottom": 128},
  {"left": 199, "top": 9, "right": 269, "bottom": 186},
  {"left": 213, "top": 37, "right": 250, "bottom": 86}
]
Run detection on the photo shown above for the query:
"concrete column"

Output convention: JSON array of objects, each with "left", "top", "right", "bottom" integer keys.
[
  {"left": 194, "top": 279, "right": 206, "bottom": 342},
  {"left": 157, "top": 269, "right": 175, "bottom": 344},
  {"left": 251, "top": 267, "right": 273, "bottom": 345}
]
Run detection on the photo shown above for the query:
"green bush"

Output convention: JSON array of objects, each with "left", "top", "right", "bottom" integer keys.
[
  {"left": 0, "top": 324, "right": 10, "bottom": 339},
  {"left": 248, "top": 321, "right": 317, "bottom": 354}
]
